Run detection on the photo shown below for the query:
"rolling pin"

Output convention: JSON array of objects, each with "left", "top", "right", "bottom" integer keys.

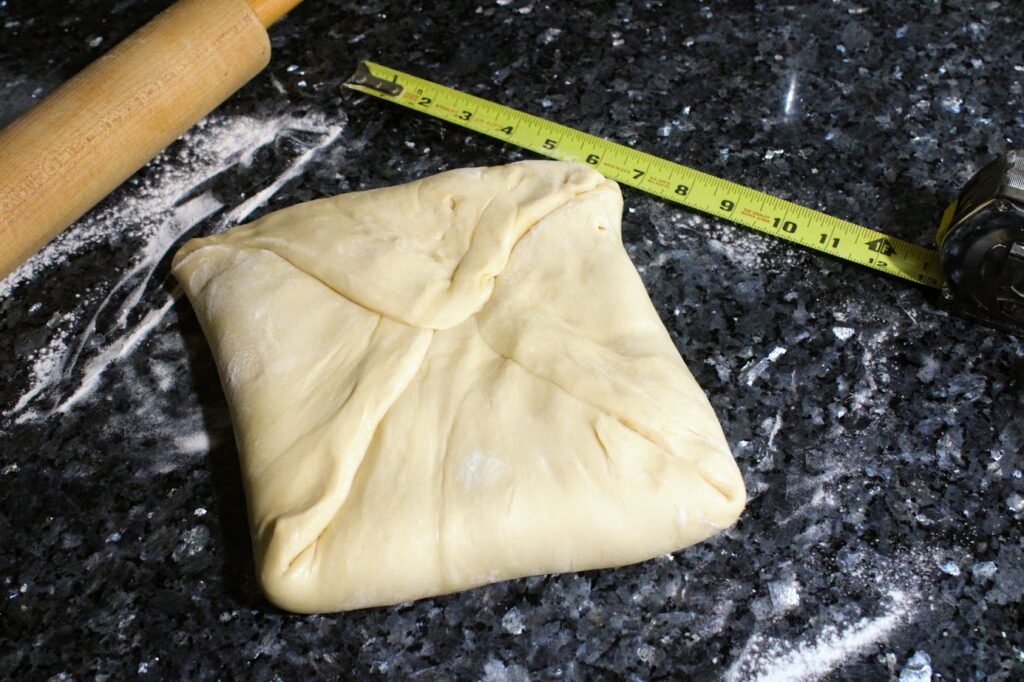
[{"left": 0, "top": 0, "right": 304, "bottom": 281}]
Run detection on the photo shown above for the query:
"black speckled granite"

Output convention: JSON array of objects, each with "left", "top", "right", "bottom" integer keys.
[{"left": 1, "top": 0, "right": 1023, "bottom": 679}]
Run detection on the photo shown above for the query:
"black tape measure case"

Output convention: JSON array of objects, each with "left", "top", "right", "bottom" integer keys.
[{"left": 938, "top": 151, "right": 1024, "bottom": 335}]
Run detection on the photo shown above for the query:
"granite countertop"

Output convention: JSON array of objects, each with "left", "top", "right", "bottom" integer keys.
[{"left": 1, "top": 0, "right": 1022, "bottom": 679}]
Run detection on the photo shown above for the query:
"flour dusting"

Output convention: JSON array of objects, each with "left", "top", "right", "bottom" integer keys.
[
  {"left": 2, "top": 111, "right": 344, "bottom": 423},
  {"left": 9, "top": 327, "right": 71, "bottom": 415},
  {"left": 725, "top": 590, "right": 914, "bottom": 682},
  {"left": 458, "top": 449, "right": 508, "bottom": 491},
  {"left": 0, "top": 114, "right": 328, "bottom": 300},
  {"left": 53, "top": 292, "right": 180, "bottom": 416},
  {"left": 175, "top": 430, "right": 212, "bottom": 455}
]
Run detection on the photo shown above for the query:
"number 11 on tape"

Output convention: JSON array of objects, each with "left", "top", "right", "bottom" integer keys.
[{"left": 344, "top": 61, "right": 942, "bottom": 289}]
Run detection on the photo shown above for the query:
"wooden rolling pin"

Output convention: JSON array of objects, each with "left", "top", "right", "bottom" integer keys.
[{"left": 0, "top": 0, "right": 304, "bottom": 280}]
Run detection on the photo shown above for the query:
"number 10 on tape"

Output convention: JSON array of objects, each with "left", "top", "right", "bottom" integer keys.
[{"left": 345, "top": 61, "right": 942, "bottom": 288}]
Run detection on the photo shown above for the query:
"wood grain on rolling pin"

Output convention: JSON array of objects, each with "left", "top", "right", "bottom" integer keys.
[{"left": 0, "top": 0, "right": 304, "bottom": 281}]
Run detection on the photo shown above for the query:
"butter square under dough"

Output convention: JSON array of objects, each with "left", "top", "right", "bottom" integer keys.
[{"left": 172, "top": 160, "right": 746, "bottom": 613}]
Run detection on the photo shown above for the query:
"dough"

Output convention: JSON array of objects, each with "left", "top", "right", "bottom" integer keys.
[{"left": 172, "top": 160, "right": 745, "bottom": 613}]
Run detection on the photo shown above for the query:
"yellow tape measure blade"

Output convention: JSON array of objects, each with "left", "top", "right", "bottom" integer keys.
[{"left": 345, "top": 61, "right": 942, "bottom": 289}]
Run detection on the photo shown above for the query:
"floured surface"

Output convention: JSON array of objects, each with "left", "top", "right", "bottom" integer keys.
[
  {"left": 2, "top": 112, "right": 343, "bottom": 422},
  {"left": 172, "top": 161, "right": 746, "bottom": 612},
  {"left": 2, "top": 0, "right": 1023, "bottom": 676}
]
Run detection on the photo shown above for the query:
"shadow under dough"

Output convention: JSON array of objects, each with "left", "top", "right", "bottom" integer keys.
[{"left": 170, "top": 283, "right": 268, "bottom": 609}]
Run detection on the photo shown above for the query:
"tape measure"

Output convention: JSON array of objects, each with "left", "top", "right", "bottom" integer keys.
[
  {"left": 344, "top": 60, "right": 943, "bottom": 290},
  {"left": 345, "top": 62, "right": 1024, "bottom": 335}
]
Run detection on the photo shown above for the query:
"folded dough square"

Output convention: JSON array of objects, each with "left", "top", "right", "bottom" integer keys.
[{"left": 172, "top": 160, "right": 745, "bottom": 613}]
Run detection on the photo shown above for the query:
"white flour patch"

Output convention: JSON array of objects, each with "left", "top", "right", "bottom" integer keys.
[
  {"left": 9, "top": 326, "right": 71, "bottom": 416},
  {"left": 697, "top": 213, "right": 803, "bottom": 276},
  {"left": 149, "top": 359, "right": 178, "bottom": 393},
  {"left": 851, "top": 327, "right": 888, "bottom": 413},
  {"left": 0, "top": 114, "right": 328, "bottom": 301},
  {"left": 768, "top": 574, "right": 801, "bottom": 614},
  {"left": 220, "top": 123, "right": 344, "bottom": 227},
  {"left": 458, "top": 449, "right": 508, "bottom": 491},
  {"left": 725, "top": 590, "right": 914, "bottom": 682},
  {"left": 53, "top": 293, "right": 180, "bottom": 415},
  {"left": 175, "top": 430, "right": 212, "bottom": 455},
  {"left": 2, "top": 111, "right": 344, "bottom": 423},
  {"left": 765, "top": 411, "right": 783, "bottom": 454}
]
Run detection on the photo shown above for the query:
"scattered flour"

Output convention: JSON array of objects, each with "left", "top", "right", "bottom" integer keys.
[
  {"left": 764, "top": 411, "right": 784, "bottom": 454},
  {"left": 700, "top": 214, "right": 804, "bottom": 275},
  {"left": 174, "top": 430, "right": 212, "bottom": 455},
  {"left": 851, "top": 327, "right": 888, "bottom": 412},
  {"left": 768, "top": 574, "right": 801, "bottom": 614},
  {"left": 458, "top": 449, "right": 509, "bottom": 491},
  {"left": 149, "top": 359, "right": 178, "bottom": 393},
  {"left": 725, "top": 590, "right": 914, "bottom": 682},
  {"left": 54, "top": 293, "right": 179, "bottom": 416},
  {"left": 0, "top": 94, "right": 950, "bottom": 679},
  {"left": 2, "top": 111, "right": 344, "bottom": 423},
  {"left": 220, "top": 124, "right": 343, "bottom": 227},
  {"left": 0, "top": 114, "right": 327, "bottom": 300},
  {"left": 8, "top": 327, "right": 71, "bottom": 415}
]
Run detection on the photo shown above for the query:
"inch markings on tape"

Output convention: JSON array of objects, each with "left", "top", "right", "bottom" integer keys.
[{"left": 345, "top": 61, "right": 943, "bottom": 289}]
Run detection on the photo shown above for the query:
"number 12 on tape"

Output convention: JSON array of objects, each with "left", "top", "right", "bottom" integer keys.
[{"left": 345, "top": 61, "right": 942, "bottom": 288}]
